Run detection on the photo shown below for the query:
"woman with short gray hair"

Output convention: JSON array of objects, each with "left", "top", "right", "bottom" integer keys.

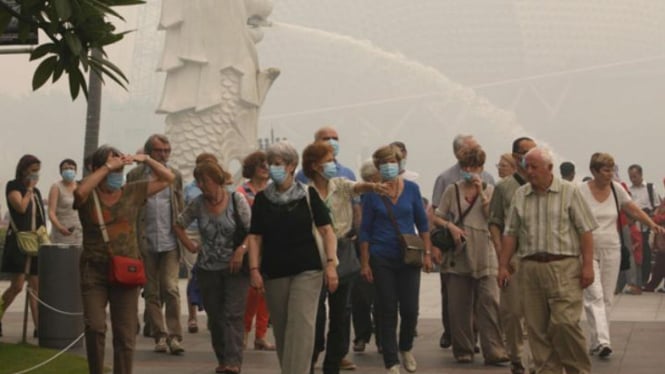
[{"left": 247, "top": 141, "right": 339, "bottom": 374}]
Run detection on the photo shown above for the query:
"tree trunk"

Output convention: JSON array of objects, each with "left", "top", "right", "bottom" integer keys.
[{"left": 82, "top": 48, "right": 103, "bottom": 176}]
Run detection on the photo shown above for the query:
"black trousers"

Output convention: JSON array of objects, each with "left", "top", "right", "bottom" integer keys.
[
  {"left": 371, "top": 255, "right": 420, "bottom": 369},
  {"left": 313, "top": 278, "right": 355, "bottom": 374},
  {"left": 351, "top": 276, "right": 381, "bottom": 348}
]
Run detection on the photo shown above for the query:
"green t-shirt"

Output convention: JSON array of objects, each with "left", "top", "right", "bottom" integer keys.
[{"left": 77, "top": 181, "right": 149, "bottom": 261}]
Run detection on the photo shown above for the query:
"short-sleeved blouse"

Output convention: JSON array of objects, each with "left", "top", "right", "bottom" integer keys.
[
  {"left": 75, "top": 182, "right": 149, "bottom": 262},
  {"left": 177, "top": 192, "right": 251, "bottom": 271}
]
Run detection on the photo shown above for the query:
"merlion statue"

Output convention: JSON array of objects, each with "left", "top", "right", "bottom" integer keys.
[{"left": 157, "top": 0, "right": 280, "bottom": 181}]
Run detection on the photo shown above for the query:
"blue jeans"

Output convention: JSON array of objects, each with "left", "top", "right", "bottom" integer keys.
[{"left": 370, "top": 255, "right": 420, "bottom": 368}]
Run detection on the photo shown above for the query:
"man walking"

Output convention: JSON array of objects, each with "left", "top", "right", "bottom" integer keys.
[
  {"left": 128, "top": 134, "right": 185, "bottom": 354},
  {"left": 628, "top": 164, "right": 662, "bottom": 286},
  {"left": 498, "top": 147, "right": 597, "bottom": 374},
  {"left": 488, "top": 136, "right": 536, "bottom": 374}
]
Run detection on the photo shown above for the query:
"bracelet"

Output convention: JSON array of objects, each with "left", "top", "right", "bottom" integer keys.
[
  {"left": 425, "top": 250, "right": 431, "bottom": 255},
  {"left": 249, "top": 267, "right": 259, "bottom": 272},
  {"left": 326, "top": 258, "right": 335, "bottom": 262}
]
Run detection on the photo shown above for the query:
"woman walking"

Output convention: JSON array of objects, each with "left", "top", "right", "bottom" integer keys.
[
  {"left": 0, "top": 155, "right": 46, "bottom": 338},
  {"left": 359, "top": 145, "right": 433, "bottom": 374},
  {"left": 580, "top": 153, "right": 664, "bottom": 358},
  {"left": 75, "top": 146, "right": 174, "bottom": 374},
  {"left": 247, "top": 141, "right": 339, "bottom": 374},
  {"left": 175, "top": 161, "right": 252, "bottom": 374}
]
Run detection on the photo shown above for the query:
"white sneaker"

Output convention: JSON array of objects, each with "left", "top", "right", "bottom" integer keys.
[
  {"left": 387, "top": 364, "right": 401, "bottom": 374},
  {"left": 400, "top": 351, "right": 417, "bottom": 372},
  {"left": 154, "top": 337, "right": 167, "bottom": 353}
]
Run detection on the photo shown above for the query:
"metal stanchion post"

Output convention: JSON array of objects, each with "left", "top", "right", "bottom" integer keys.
[{"left": 21, "top": 256, "right": 32, "bottom": 344}]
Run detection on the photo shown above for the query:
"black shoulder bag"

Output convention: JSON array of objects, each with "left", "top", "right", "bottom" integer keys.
[
  {"left": 431, "top": 184, "right": 476, "bottom": 252},
  {"left": 610, "top": 183, "right": 631, "bottom": 271}
]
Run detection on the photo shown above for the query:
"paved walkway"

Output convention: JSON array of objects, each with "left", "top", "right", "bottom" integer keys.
[{"left": 2, "top": 274, "right": 665, "bottom": 373}]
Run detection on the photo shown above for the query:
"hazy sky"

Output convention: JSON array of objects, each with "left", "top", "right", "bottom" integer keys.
[{"left": 1, "top": 0, "right": 664, "bottom": 216}]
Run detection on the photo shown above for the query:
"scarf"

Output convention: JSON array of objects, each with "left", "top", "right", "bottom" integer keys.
[{"left": 262, "top": 181, "right": 307, "bottom": 205}]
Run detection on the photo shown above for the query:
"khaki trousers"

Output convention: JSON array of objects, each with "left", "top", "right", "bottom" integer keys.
[
  {"left": 264, "top": 270, "right": 323, "bottom": 374},
  {"left": 143, "top": 249, "right": 182, "bottom": 341},
  {"left": 500, "top": 258, "right": 528, "bottom": 364},
  {"left": 519, "top": 257, "right": 591, "bottom": 374},
  {"left": 446, "top": 273, "right": 507, "bottom": 361},
  {"left": 80, "top": 259, "right": 139, "bottom": 374}
]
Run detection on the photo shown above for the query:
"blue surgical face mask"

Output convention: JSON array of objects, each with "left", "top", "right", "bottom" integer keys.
[
  {"left": 379, "top": 163, "right": 399, "bottom": 181},
  {"left": 61, "top": 169, "right": 76, "bottom": 182},
  {"left": 269, "top": 165, "right": 288, "bottom": 185},
  {"left": 27, "top": 172, "right": 39, "bottom": 182},
  {"left": 461, "top": 171, "right": 473, "bottom": 183},
  {"left": 106, "top": 172, "right": 124, "bottom": 191},
  {"left": 328, "top": 139, "right": 340, "bottom": 157},
  {"left": 321, "top": 161, "right": 337, "bottom": 180}
]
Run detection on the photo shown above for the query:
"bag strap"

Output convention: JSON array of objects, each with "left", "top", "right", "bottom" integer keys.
[
  {"left": 610, "top": 182, "right": 626, "bottom": 249},
  {"left": 231, "top": 192, "right": 243, "bottom": 237},
  {"left": 380, "top": 196, "right": 408, "bottom": 249},
  {"left": 8, "top": 192, "right": 41, "bottom": 233},
  {"left": 647, "top": 183, "right": 656, "bottom": 210},
  {"left": 454, "top": 183, "right": 477, "bottom": 225},
  {"left": 92, "top": 189, "right": 113, "bottom": 256}
]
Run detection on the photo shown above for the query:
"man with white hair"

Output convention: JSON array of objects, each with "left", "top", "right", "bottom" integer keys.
[{"left": 498, "top": 147, "right": 597, "bottom": 374}]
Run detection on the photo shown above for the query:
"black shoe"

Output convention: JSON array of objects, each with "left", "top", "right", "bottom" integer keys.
[
  {"left": 510, "top": 362, "right": 525, "bottom": 374},
  {"left": 0, "top": 321, "right": 3, "bottom": 337},
  {"left": 33, "top": 329, "right": 38, "bottom": 338},
  {"left": 439, "top": 334, "right": 451, "bottom": 349},
  {"left": 353, "top": 340, "right": 366, "bottom": 352},
  {"left": 143, "top": 323, "right": 152, "bottom": 338},
  {"left": 474, "top": 345, "right": 480, "bottom": 354}
]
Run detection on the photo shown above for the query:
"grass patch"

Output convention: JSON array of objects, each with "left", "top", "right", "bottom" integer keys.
[{"left": 0, "top": 342, "right": 89, "bottom": 374}]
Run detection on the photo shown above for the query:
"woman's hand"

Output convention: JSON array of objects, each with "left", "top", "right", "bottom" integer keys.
[
  {"left": 325, "top": 263, "right": 339, "bottom": 293},
  {"left": 360, "top": 263, "right": 373, "bottom": 283},
  {"left": 105, "top": 153, "right": 129, "bottom": 171},
  {"left": 423, "top": 253, "right": 434, "bottom": 273},
  {"left": 229, "top": 246, "right": 246, "bottom": 274},
  {"left": 448, "top": 223, "right": 467, "bottom": 245},
  {"left": 250, "top": 269, "right": 264, "bottom": 293},
  {"left": 58, "top": 227, "right": 73, "bottom": 236},
  {"left": 186, "top": 242, "right": 200, "bottom": 254}
]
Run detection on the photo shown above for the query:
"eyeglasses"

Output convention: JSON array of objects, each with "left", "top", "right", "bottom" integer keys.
[
  {"left": 152, "top": 148, "right": 171, "bottom": 154},
  {"left": 321, "top": 136, "right": 338, "bottom": 141}
]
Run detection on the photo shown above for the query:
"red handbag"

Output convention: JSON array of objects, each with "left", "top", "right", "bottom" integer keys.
[
  {"left": 108, "top": 255, "right": 146, "bottom": 286},
  {"left": 93, "top": 190, "right": 146, "bottom": 287}
]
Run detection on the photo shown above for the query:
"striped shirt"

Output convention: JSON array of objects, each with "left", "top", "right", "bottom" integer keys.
[{"left": 505, "top": 177, "right": 598, "bottom": 258}]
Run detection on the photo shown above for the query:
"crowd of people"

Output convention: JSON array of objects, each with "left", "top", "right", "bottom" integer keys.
[{"left": 1, "top": 128, "right": 665, "bottom": 374}]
